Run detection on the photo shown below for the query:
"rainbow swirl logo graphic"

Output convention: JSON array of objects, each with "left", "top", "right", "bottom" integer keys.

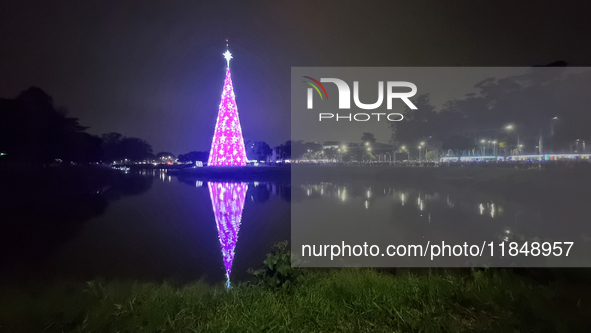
[{"left": 302, "top": 76, "right": 329, "bottom": 102}]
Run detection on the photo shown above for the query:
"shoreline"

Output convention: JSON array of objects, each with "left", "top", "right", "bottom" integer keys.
[{"left": 168, "top": 165, "right": 291, "bottom": 182}]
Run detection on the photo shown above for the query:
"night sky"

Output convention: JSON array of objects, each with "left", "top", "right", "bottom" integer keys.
[{"left": 2, "top": 0, "right": 591, "bottom": 153}]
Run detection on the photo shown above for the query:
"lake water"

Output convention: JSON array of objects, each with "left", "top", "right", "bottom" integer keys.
[
  {"left": 2, "top": 170, "right": 290, "bottom": 286},
  {"left": 4, "top": 168, "right": 591, "bottom": 287},
  {"left": 293, "top": 180, "right": 591, "bottom": 267}
]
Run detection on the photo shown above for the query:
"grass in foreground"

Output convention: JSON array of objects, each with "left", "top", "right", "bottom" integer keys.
[{"left": 1, "top": 268, "right": 588, "bottom": 332}]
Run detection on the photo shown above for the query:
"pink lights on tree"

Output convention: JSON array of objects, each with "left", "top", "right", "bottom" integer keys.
[
  {"left": 208, "top": 182, "right": 248, "bottom": 285},
  {"left": 208, "top": 50, "right": 247, "bottom": 166}
]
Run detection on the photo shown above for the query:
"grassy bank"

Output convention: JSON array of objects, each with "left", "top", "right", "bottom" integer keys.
[{"left": 1, "top": 268, "right": 589, "bottom": 332}]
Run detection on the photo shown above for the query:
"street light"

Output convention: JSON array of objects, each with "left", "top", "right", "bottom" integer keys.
[
  {"left": 505, "top": 124, "right": 520, "bottom": 155},
  {"left": 400, "top": 145, "right": 410, "bottom": 161},
  {"left": 338, "top": 145, "right": 347, "bottom": 162},
  {"left": 480, "top": 139, "right": 486, "bottom": 155},
  {"left": 551, "top": 116, "right": 558, "bottom": 136},
  {"left": 420, "top": 142, "right": 427, "bottom": 161},
  {"left": 492, "top": 140, "right": 497, "bottom": 157}
]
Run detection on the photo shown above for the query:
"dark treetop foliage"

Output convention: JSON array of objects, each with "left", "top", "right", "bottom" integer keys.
[
  {"left": 0, "top": 87, "right": 155, "bottom": 165},
  {"left": 390, "top": 68, "right": 591, "bottom": 155},
  {"left": 0, "top": 87, "right": 101, "bottom": 164},
  {"left": 245, "top": 140, "right": 272, "bottom": 161},
  {"left": 177, "top": 151, "right": 209, "bottom": 163}
]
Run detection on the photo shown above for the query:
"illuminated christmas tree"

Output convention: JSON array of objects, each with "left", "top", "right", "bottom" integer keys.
[
  {"left": 207, "top": 49, "right": 248, "bottom": 166},
  {"left": 208, "top": 181, "right": 248, "bottom": 288}
]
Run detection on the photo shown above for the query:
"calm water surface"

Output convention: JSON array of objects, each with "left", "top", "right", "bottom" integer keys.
[
  {"left": 294, "top": 180, "right": 591, "bottom": 266},
  {"left": 4, "top": 170, "right": 290, "bottom": 285},
  {"left": 5, "top": 169, "right": 591, "bottom": 286}
]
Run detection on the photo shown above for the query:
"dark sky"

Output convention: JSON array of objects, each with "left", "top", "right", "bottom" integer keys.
[{"left": 2, "top": 0, "right": 591, "bottom": 153}]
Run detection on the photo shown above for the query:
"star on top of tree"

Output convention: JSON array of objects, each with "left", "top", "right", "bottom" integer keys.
[{"left": 223, "top": 50, "right": 232, "bottom": 68}]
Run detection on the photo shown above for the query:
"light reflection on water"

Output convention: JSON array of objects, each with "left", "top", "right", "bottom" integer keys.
[
  {"left": 3, "top": 169, "right": 291, "bottom": 286},
  {"left": 208, "top": 182, "right": 248, "bottom": 288},
  {"left": 7, "top": 168, "right": 590, "bottom": 285},
  {"left": 300, "top": 183, "right": 500, "bottom": 221},
  {"left": 296, "top": 182, "right": 589, "bottom": 248}
]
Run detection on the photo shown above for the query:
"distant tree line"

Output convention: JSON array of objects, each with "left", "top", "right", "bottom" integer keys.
[
  {"left": 390, "top": 66, "right": 591, "bottom": 156},
  {"left": 101, "top": 132, "right": 153, "bottom": 163},
  {"left": 0, "top": 87, "right": 154, "bottom": 165},
  {"left": 0, "top": 87, "right": 292, "bottom": 166},
  {"left": 176, "top": 141, "right": 274, "bottom": 165},
  {"left": 245, "top": 141, "right": 272, "bottom": 161},
  {"left": 177, "top": 151, "right": 209, "bottom": 164},
  {"left": 285, "top": 65, "right": 591, "bottom": 160}
]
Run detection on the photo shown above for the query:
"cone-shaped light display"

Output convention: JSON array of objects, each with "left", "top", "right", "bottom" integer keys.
[
  {"left": 208, "top": 182, "right": 248, "bottom": 285},
  {"left": 207, "top": 50, "right": 247, "bottom": 166}
]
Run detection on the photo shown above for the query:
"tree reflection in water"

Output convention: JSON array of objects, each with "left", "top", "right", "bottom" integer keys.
[
  {"left": 0, "top": 169, "right": 153, "bottom": 280},
  {"left": 207, "top": 182, "right": 248, "bottom": 288}
]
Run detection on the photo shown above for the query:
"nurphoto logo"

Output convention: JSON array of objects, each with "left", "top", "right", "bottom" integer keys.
[{"left": 303, "top": 76, "right": 415, "bottom": 121}]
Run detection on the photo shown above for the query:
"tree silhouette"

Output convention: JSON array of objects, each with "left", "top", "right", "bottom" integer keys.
[
  {"left": 277, "top": 141, "right": 292, "bottom": 159},
  {"left": 0, "top": 87, "right": 103, "bottom": 164},
  {"left": 101, "top": 132, "right": 124, "bottom": 162},
  {"left": 391, "top": 68, "right": 591, "bottom": 155},
  {"left": 118, "top": 138, "right": 153, "bottom": 162},
  {"left": 245, "top": 141, "right": 272, "bottom": 161},
  {"left": 178, "top": 151, "right": 209, "bottom": 163},
  {"left": 361, "top": 132, "right": 377, "bottom": 144}
]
